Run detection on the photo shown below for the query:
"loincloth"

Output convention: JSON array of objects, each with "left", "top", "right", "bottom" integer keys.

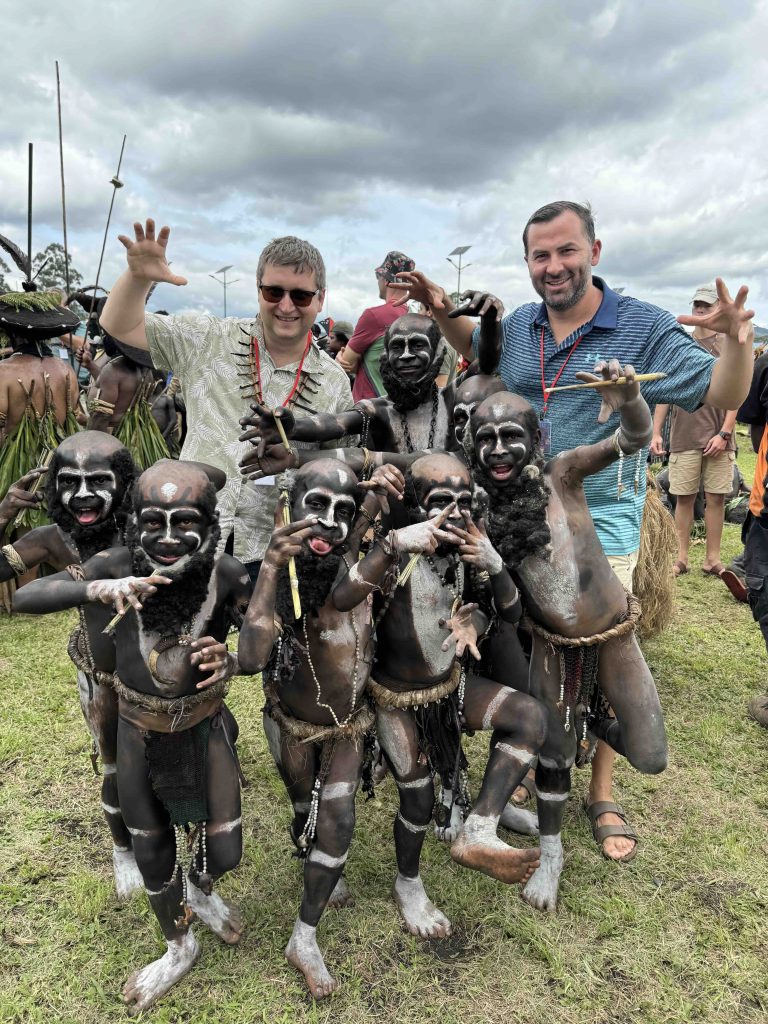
[
  {"left": 263, "top": 683, "right": 376, "bottom": 857},
  {"left": 522, "top": 592, "right": 642, "bottom": 763},
  {"left": 113, "top": 672, "right": 228, "bottom": 733},
  {"left": 368, "top": 662, "right": 469, "bottom": 814}
]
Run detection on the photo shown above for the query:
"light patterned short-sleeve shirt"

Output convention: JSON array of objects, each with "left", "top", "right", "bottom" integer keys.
[{"left": 145, "top": 311, "right": 354, "bottom": 563}]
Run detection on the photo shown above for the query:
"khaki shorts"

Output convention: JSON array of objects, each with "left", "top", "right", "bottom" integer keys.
[
  {"left": 607, "top": 550, "right": 638, "bottom": 590},
  {"left": 668, "top": 449, "right": 736, "bottom": 496}
]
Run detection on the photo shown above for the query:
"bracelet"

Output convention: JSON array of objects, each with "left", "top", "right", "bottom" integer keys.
[
  {"left": 359, "top": 506, "right": 380, "bottom": 532},
  {"left": 374, "top": 530, "right": 399, "bottom": 560},
  {"left": 1, "top": 543, "right": 27, "bottom": 576}
]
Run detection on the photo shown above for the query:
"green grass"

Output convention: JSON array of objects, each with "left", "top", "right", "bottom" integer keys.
[{"left": 1, "top": 440, "right": 767, "bottom": 1023}]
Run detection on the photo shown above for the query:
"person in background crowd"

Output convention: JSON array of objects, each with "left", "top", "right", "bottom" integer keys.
[
  {"left": 327, "top": 319, "right": 353, "bottom": 359},
  {"left": 650, "top": 285, "right": 739, "bottom": 578}
]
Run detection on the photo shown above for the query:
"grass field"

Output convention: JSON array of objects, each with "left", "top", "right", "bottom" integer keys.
[{"left": 1, "top": 438, "right": 767, "bottom": 1024}]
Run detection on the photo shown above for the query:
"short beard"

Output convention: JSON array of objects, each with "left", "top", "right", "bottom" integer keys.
[
  {"left": 379, "top": 344, "right": 444, "bottom": 412},
  {"left": 127, "top": 520, "right": 220, "bottom": 635},
  {"left": 275, "top": 546, "right": 344, "bottom": 622},
  {"left": 66, "top": 515, "right": 120, "bottom": 562},
  {"left": 535, "top": 269, "right": 590, "bottom": 313},
  {"left": 469, "top": 448, "right": 551, "bottom": 570}
]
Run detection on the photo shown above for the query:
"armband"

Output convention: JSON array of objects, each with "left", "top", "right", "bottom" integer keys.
[{"left": 1, "top": 543, "right": 27, "bottom": 576}]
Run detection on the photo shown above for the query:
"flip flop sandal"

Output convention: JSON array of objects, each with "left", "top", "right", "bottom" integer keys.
[
  {"left": 672, "top": 560, "right": 689, "bottom": 577},
  {"left": 701, "top": 564, "right": 726, "bottom": 577},
  {"left": 584, "top": 800, "right": 639, "bottom": 863},
  {"left": 510, "top": 771, "right": 536, "bottom": 806},
  {"left": 720, "top": 569, "right": 749, "bottom": 603}
]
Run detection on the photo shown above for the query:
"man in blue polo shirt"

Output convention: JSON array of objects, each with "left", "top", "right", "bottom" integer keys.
[{"left": 395, "top": 201, "right": 754, "bottom": 864}]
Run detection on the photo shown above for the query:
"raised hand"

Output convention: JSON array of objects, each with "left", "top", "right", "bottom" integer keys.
[
  {"left": 448, "top": 290, "right": 505, "bottom": 322},
  {"left": 263, "top": 502, "right": 317, "bottom": 568},
  {"left": 190, "top": 636, "right": 237, "bottom": 688},
  {"left": 575, "top": 360, "right": 640, "bottom": 424},
  {"left": 393, "top": 503, "right": 459, "bottom": 554},
  {"left": 116, "top": 219, "right": 188, "bottom": 287},
  {"left": 440, "top": 602, "right": 482, "bottom": 660},
  {"left": 0, "top": 467, "right": 46, "bottom": 529},
  {"left": 239, "top": 404, "right": 295, "bottom": 458},
  {"left": 84, "top": 574, "right": 172, "bottom": 614},
  {"left": 447, "top": 516, "right": 503, "bottom": 576},
  {"left": 240, "top": 441, "right": 297, "bottom": 479},
  {"left": 359, "top": 463, "right": 405, "bottom": 515},
  {"left": 387, "top": 270, "right": 447, "bottom": 309},
  {"left": 677, "top": 278, "right": 755, "bottom": 345}
]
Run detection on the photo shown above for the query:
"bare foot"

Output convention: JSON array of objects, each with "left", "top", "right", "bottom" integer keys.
[
  {"left": 186, "top": 881, "right": 244, "bottom": 944},
  {"left": 112, "top": 847, "right": 144, "bottom": 901},
  {"left": 511, "top": 768, "right": 535, "bottom": 806},
  {"left": 326, "top": 875, "right": 354, "bottom": 909},
  {"left": 123, "top": 931, "right": 199, "bottom": 1015},
  {"left": 499, "top": 802, "right": 539, "bottom": 836},
  {"left": 393, "top": 874, "right": 451, "bottom": 938},
  {"left": 451, "top": 813, "right": 539, "bottom": 884},
  {"left": 285, "top": 919, "right": 337, "bottom": 999},
  {"left": 521, "top": 834, "right": 563, "bottom": 912}
]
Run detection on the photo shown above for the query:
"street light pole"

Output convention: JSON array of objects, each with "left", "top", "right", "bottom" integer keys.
[
  {"left": 209, "top": 264, "right": 240, "bottom": 317},
  {"left": 446, "top": 245, "right": 473, "bottom": 301}
]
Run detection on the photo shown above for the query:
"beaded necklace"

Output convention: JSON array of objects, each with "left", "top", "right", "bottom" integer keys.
[
  {"left": 425, "top": 551, "right": 464, "bottom": 616},
  {"left": 398, "top": 383, "right": 440, "bottom": 453},
  {"left": 302, "top": 609, "right": 362, "bottom": 728}
]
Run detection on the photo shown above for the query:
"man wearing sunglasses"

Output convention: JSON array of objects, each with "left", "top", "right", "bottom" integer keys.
[{"left": 100, "top": 219, "right": 354, "bottom": 582}]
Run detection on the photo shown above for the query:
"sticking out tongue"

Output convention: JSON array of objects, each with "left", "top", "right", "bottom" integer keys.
[
  {"left": 309, "top": 537, "right": 333, "bottom": 556},
  {"left": 75, "top": 510, "right": 100, "bottom": 525}
]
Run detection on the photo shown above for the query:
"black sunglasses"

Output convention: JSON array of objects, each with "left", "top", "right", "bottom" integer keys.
[{"left": 258, "top": 284, "right": 319, "bottom": 308}]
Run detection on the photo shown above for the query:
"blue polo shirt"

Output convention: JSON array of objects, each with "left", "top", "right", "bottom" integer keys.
[{"left": 472, "top": 278, "right": 715, "bottom": 555}]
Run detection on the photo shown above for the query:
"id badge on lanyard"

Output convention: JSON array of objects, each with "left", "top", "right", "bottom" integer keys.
[
  {"left": 539, "top": 415, "right": 552, "bottom": 455},
  {"left": 539, "top": 325, "right": 583, "bottom": 456}
]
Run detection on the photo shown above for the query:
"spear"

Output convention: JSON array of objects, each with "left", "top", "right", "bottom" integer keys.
[
  {"left": 55, "top": 61, "right": 70, "bottom": 295},
  {"left": 544, "top": 372, "right": 667, "bottom": 395},
  {"left": 273, "top": 412, "right": 302, "bottom": 619},
  {"left": 84, "top": 134, "right": 126, "bottom": 340},
  {"left": 26, "top": 143, "right": 33, "bottom": 284}
]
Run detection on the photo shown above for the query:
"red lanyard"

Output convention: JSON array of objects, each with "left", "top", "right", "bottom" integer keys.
[
  {"left": 540, "top": 326, "right": 583, "bottom": 417},
  {"left": 251, "top": 331, "right": 312, "bottom": 407}
]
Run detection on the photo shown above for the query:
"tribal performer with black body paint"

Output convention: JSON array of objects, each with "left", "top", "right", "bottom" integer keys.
[
  {"left": 0, "top": 432, "right": 146, "bottom": 897},
  {"left": 15, "top": 460, "right": 251, "bottom": 1015},
  {"left": 466, "top": 366, "right": 668, "bottom": 913},
  {"left": 367, "top": 452, "right": 546, "bottom": 938},
  {"left": 238, "top": 457, "right": 445, "bottom": 999},
  {"left": 239, "top": 313, "right": 453, "bottom": 474}
]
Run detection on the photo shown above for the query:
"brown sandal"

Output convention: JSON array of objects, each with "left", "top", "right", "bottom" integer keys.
[
  {"left": 672, "top": 560, "right": 689, "bottom": 577},
  {"left": 584, "top": 800, "right": 638, "bottom": 863}
]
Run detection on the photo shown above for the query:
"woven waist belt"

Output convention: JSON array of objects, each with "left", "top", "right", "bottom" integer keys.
[
  {"left": 368, "top": 661, "right": 461, "bottom": 709},
  {"left": 264, "top": 683, "right": 374, "bottom": 745},
  {"left": 115, "top": 673, "right": 228, "bottom": 733},
  {"left": 522, "top": 592, "right": 641, "bottom": 649}
]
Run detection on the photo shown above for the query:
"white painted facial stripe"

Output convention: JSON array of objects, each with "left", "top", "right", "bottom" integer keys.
[
  {"left": 308, "top": 848, "right": 349, "bottom": 869},
  {"left": 207, "top": 817, "right": 242, "bottom": 835},
  {"left": 495, "top": 742, "right": 535, "bottom": 764},
  {"left": 301, "top": 488, "right": 356, "bottom": 537},
  {"left": 396, "top": 775, "right": 433, "bottom": 790},
  {"left": 160, "top": 482, "right": 179, "bottom": 500},
  {"left": 396, "top": 812, "right": 430, "bottom": 833},
  {"left": 535, "top": 787, "right": 569, "bottom": 802},
  {"left": 482, "top": 689, "right": 508, "bottom": 730},
  {"left": 321, "top": 781, "right": 357, "bottom": 801}
]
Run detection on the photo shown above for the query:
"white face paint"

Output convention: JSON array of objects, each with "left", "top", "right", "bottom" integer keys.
[
  {"left": 419, "top": 485, "right": 472, "bottom": 521},
  {"left": 57, "top": 468, "right": 117, "bottom": 519},
  {"left": 138, "top": 505, "right": 205, "bottom": 571},
  {"left": 476, "top": 420, "right": 528, "bottom": 468},
  {"left": 160, "top": 481, "right": 179, "bottom": 501},
  {"left": 300, "top": 486, "right": 356, "bottom": 541}
]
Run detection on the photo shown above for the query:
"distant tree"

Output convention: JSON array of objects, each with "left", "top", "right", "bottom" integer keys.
[
  {"left": 32, "top": 243, "right": 83, "bottom": 292},
  {"left": 0, "top": 257, "right": 11, "bottom": 293}
]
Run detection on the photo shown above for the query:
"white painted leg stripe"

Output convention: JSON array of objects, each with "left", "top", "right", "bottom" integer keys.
[
  {"left": 396, "top": 775, "right": 433, "bottom": 790},
  {"left": 294, "top": 801, "right": 311, "bottom": 813},
  {"left": 482, "top": 689, "right": 508, "bottom": 730},
  {"left": 495, "top": 742, "right": 534, "bottom": 764},
  {"left": 128, "top": 826, "right": 158, "bottom": 838},
  {"left": 102, "top": 763, "right": 117, "bottom": 775},
  {"left": 207, "top": 816, "right": 242, "bottom": 835},
  {"left": 538, "top": 755, "right": 574, "bottom": 770},
  {"left": 397, "top": 812, "right": 430, "bottom": 834},
  {"left": 101, "top": 802, "right": 121, "bottom": 815},
  {"left": 308, "top": 848, "right": 348, "bottom": 869},
  {"left": 145, "top": 887, "right": 163, "bottom": 896},
  {"left": 535, "top": 788, "right": 569, "bottom": 802},
  {"left": 321, "top": 781, "right": 357, "bottom": 800}
]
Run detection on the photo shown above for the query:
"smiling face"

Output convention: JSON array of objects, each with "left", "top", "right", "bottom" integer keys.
[
  {"left": 471, "top": 394, "right": 539, "bottom": 486},
  {"left": 291, "top": 460, "right": 360, "bottom": 557},
  {"left": 134, "top": 463, "right": 215, "bottom": 572},
  {"left": 384, "top": 314, "right": 441, "bottom": 383},
  {"left": 524, "top": 210, "right": 601, "bottom": 313},
  {"left": 257, "top": 262, "right": 325, "bottom": 349},
  {"left": 452, "top": 376, "right": 507, "bottom": 448},
  {"left": 54, "top": 433, "right": 127, "bottom": 528}
]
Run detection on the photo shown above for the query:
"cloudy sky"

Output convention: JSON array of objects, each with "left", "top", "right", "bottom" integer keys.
[{"left": 2, "top": 0, "right": 766, "bottom": 329}]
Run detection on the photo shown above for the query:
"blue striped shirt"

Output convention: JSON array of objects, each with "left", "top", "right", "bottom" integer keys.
[{"left": 472, "top": 278, "right": 715, "bottom": 555}]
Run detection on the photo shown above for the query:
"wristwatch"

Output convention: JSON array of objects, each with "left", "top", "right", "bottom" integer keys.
[{"left": 719, "top": 430, "right": 732, "bottom": 440}]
